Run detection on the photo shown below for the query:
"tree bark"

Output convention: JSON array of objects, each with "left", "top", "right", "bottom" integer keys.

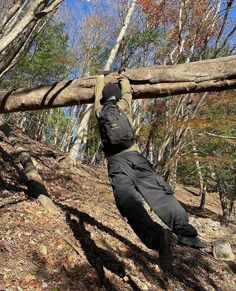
[
  {"left": 0, "top": 0, "right": 63, "bottom": 79},
  {"left": 103, "top": 0, "right": 137, "bottom": 71},
  {"left": 1, "top": 55, "right": 235, "bottom": 114},
  {"left": 199, "top": 184, "right": 207, "bottom": 210},
  {"left": 190, "top": 129, "right": 204, "bottom": 197},
  {"left": 62, "top": 104, "right": 93, "bottom": 166}
]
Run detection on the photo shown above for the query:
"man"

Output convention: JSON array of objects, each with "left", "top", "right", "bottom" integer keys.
[{"left": 94, "top": 73, "right": 206, "bottom": 257}]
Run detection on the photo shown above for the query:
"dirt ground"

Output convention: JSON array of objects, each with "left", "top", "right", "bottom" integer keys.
[{"left": 0, "top": 129, "right": 235, "bottom": 291}]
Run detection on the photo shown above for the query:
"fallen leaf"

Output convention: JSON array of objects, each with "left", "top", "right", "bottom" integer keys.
[
  {"left": 0, "top": 280, "right": 6, "bottom": 291},
  {"left": 24, "top": 274, "right": 36, "bottom": 284},
  {"left": 0, "top": 242, "right": 13, "bottom": 253},
  {"left": 154, "top": 264, "right": 161, "bottom": 273}
]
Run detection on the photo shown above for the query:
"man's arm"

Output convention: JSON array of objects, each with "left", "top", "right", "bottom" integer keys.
[
  {"left": 117, "top": 75, "right": 132, "bottom": 121},
  {"left": 94, "top": 75, "right": 104, "bottom": 118}
]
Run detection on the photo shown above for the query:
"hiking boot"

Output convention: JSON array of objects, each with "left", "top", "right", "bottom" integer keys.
[
  {"left": 177, "top": 235, "right": 207, "bottom": 248},
  {"left": 159, "top": 229, "right": 176, "bottom": 272}
]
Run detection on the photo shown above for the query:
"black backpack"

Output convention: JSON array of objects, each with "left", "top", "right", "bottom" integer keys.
[{"left": 99, "top": 103, "right": 134, "bottom": 155}]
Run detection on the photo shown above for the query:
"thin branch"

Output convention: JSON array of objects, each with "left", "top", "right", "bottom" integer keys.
[
  {"left": 213, "top": 24, "right": 236, "bottom": 58},
  {"left": 200, "top": 132, "right": 236, "bottom": 140},
  {"left": 214, "top": 0, "right": 233, "bottom": 50}
]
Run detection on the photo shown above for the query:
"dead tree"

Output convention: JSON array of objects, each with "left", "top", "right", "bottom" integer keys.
[{"left": 0, "top": 55, "right": 236, "bottom": 114}]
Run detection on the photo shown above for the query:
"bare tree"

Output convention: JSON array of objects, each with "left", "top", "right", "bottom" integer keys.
[
  {"left": 136, "top": 0, "right": 236, "bottom": 188},
  {"left": 103, "top": 0, "right": 137, "bottom": 71}
]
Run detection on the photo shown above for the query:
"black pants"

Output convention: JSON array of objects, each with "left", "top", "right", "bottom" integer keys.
[{"left": 107, "top": 151, "right": 197, "bottom": 250}]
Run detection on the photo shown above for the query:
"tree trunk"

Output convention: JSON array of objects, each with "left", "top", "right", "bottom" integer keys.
[
  {"left": 191, "top": 130, "right": 204, "bottom": 197},
  {"left": 0, "top": 55, "right": 236, "bottom": 114},
  {"left": 217, "top": 178, "right": 231, "bottom": 226},
  {"left": 0, "top": 115, "right": 60, "bottom": 214},
  {"left": 199, "top": 184, "right": 207, "bottom": 210},
  {"left": 90, "top": 141, "right": 102, "bottom": 164},
  {"left": 0, "top": 0, "right": 63, "bottom": 79},
  {"left": 62, "top": 104, "right": 93, "bottom": 166},
  {"left": 103, "top": 0, "right": 137, "bottom": 71}
]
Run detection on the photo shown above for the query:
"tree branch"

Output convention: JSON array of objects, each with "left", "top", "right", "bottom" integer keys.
[
  {"left": 35, "top": 0, "right": 64, "bottom": 18},
  {"left": 201, "top": 132, "right": 236, "bottom": 140},
  {"left": 0, "top": 55, "right": 236, "bottom": 114},
  {"left": 0, "top": 0, "right": 45, "bottom": 54}
]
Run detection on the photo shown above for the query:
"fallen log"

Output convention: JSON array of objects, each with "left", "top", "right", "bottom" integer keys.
[
  {"left": 0, "top": 55, "right": 236, "bottom": 114},
  {"left": 0, "top": 116, "right": 60, "bottom": 214}
]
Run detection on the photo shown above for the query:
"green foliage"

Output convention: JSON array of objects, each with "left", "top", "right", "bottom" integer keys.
[
  {"left": 3, "top": 20, "right": 75, "bottom": 147},
  {"left": 2, "top": 21, "right": 75, "bottom": 88},
  {"left": 129, "top": 28, "right": 161, "bottom": 46},
  {"left": 47, "top": 108, "right": 69, "bottom": 129},
  {"left": 45, "top": 108, "right": 71, "bottom": 144},
  {"left": 87, "top": 47, "right": 104, "bottom": 75}
]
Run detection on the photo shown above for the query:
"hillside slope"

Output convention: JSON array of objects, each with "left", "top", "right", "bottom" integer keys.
[{"left": 0, "top": 128, "right": 235, "bottom": 291}]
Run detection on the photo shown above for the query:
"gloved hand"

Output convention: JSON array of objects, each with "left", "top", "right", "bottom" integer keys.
[
  {"left": 118, "top": 66, "right": 129, "bottom": 80},
  {"left": 118, "top": 73, "right": 131, "bottom": 94},
  {"left": 97, "top": 70, "right": 111, "bottom": 77},
  {"left": 118, "top": 74, "right": 129, "bottom": 81}
]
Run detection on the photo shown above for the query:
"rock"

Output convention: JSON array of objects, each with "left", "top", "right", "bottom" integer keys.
[
  {"left": 231, "top": 233, "right": 236, "bottom": 242},
  {"left": 31, "top": 157, "right": 42, "bottom": 170},
  {"left": 39, "top": 245, "right": 47, "bottom": 255},
  {"left": 38, "top": 194, "right": 61, "bottom": 215},
  {"left": 42, "top": 281, "right": 48, "bottom": 288},
  {"left": 205, "top": 218, "right": 221, "bottom": 230},
  {"left": 100, "top": 190, "right": 115, "bottom": 203},
  {"left": 189, "top": 216, "right": 203, "bottom": 233},
  {"left": 193, "top": 217, "right": 221, "bottom": 235},
  {"left": 213, "top": 239, "right": 235, "bottom": 261}
]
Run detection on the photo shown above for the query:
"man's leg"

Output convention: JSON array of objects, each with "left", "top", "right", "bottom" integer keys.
[
  {"left": 110, "top": 171, "right": 168, "bottom": 250},
  {"left": 130, "top": 155, "right": 198, "bottom": 238},
  {"left": 137, "top": 170, "right": 208, "bottom": 247}
]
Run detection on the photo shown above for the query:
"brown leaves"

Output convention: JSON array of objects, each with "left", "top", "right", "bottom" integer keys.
[
  {"left": 0, "top": 280, "right": 6, "bottom": 291},
  {"left": 0, "top": 242, "right": 13, "bottom": 253},
  {"left": 24, "top": 273, "right": 36, "bottom": 284}
]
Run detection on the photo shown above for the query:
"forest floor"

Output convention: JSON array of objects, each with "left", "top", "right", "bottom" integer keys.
[{"left": 0, "top": 128, "right": 235, "bottom": 291}]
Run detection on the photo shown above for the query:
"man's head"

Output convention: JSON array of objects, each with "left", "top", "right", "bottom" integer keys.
[{"left": 101, "top": 83, "right": 122, "bottom": 105}]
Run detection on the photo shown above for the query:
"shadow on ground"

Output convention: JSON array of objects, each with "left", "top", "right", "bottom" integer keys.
[
  {"left": 180, "top": 201, "right": 222, "bottom": 222},
  {"left": 40, "top": 203, "right": 226, "bottom": 291},
  {"left": 59, "top": 203, "right": 166, "bottom": 290}
]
